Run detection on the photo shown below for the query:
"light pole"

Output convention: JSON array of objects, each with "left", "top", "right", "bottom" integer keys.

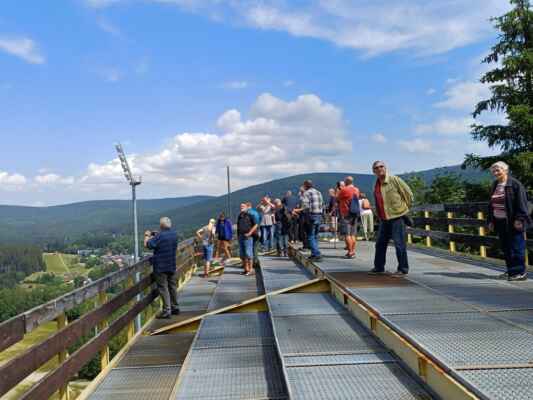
[{"left": 115, "top": 143, "right": 142, "bottom": 332}]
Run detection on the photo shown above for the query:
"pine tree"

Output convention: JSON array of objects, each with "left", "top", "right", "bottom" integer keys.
[{"left": 465, "top": 0, "right": 533, "bottom": 189}]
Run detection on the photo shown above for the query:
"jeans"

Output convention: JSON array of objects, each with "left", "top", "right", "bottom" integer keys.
[
  {"left": 374, "top": 217, "right": 409, "bottom": 273},
  {"left": 274, "top": 223, "right": 288, "bottom": 254},
  {"left": 202, "top": 244, "right": 214, "bottom": 261},
  {"left": 260, "top": 225, "right": 273, "bottom": 250},
  {"left": 288, "top": 217, "right": 298, "bottom": 242},
  {"left": 154, "top": 271, "right": 179, "bottom": 314},
  {"left": 238, "top": 235, "right": 254, "bottom": 259},
  {"left": 307, "top": 214, "right": 322, "bottom": 257},
  {"left": 495, "top": 219, "right": 526, "bottom": 276},
  {"left": 299, "top": 213, "right": 310, "bottom": 248}
]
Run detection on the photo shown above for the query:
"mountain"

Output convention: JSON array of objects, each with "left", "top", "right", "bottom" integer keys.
[
  {"left": 0, "top": 196, "right": 212, "bottom": 244},
  {"left": 160, "top": 166, "right": 490, "bottom": 236},
  {"left": 0, "top": 165, "right": 489, "bottom": 244}
]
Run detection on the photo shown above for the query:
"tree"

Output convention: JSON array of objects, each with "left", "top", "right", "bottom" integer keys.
[
  {"left": 465, "top": 0, "right": 533, "bottom": 190},
  {"left": 424, "top": 174, "right": 466, "bottom": 204},
  {"left": 404, "top": 176, "right": 428, "bottom": 205}
]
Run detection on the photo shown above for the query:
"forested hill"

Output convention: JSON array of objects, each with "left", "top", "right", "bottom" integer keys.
[{"left": 0, "top": 196, "right": 212, "bottom": 244}]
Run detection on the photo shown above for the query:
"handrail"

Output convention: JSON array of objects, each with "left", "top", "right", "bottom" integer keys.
[{"left": 0, "top": 237, "right": 199, "bottom": 399}]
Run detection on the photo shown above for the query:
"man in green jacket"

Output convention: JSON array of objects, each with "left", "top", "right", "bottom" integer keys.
[{"left": 370, "top": 161, "right": 414, "bottom": 276}]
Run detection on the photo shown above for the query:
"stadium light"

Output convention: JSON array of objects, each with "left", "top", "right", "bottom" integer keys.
[{"left": 115, "top": 143, "right": 142, "bottom": 332}]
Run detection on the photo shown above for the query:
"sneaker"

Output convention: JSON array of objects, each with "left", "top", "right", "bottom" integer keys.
[
  {"left": 508, "top": 273, "right": 528, "bottom": 282},
  {"left": 308, "top": 255, "right": 323, "bottom": 262},
  {"left": 391, "top": 270, "right": 408, "bottom": 277},
  {"left": 171, "top": 308, "right": 180, "bottom": 315},
  {"left": 498, "top": 272, "right": 509, "bottom": 280},
  {"left": 156, "top": 312, "right": 171, "bottom": 319},
  {"left": 368, "top": 269, "right": 385, "bottom": 275},
  {"left": 344, "top": 254, "right": 355, "bottom": 259}
]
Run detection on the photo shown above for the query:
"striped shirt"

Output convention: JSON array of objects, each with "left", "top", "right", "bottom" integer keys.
[
  {"left": 491, "top": 183, "right": 507, "bottom": 219},
  {"left": 301, "top": 187, "right": 324, "bottom": 214}
]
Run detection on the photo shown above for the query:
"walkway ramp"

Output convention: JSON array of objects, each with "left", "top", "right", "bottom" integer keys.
[{"left": 294, "top": 241, "right": 533, "bottom": 400}]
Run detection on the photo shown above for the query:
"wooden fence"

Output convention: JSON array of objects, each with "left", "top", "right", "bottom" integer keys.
[
  {"left": 0, "top": 238, "right": 199, "bottom": 400},
  {"left": 407, "top": 202, "right": 532, "bottom": 265}
]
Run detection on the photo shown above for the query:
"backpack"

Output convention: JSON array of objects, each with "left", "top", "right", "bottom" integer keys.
[
  {"left": 349, "top": 193, "right": 361, "bottom": 217},
  {"left": 362, "top": 198, "right": 371, "bottom": 210}
]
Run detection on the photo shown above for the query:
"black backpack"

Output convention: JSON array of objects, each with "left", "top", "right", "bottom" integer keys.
[{"left": 238, "top": 212, "right": 253, "bottom": 234}]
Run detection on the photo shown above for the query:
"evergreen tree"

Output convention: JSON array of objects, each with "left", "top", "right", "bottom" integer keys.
[{"left": 465, "top": 0, "right": 533, "bottom": 189}]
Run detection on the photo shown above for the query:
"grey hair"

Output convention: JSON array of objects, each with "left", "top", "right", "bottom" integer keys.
[
  {"left": 490, "top": 161, "right": 509, "bottom": 172},
  {"left": 160, "top": 217, "right": 172, "bottom": 228},
  {"left": 274, "top": 198, "right": 282, "bottom": 206}
]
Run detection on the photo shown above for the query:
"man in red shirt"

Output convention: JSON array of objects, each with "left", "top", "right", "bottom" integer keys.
[{"left": 337, "top": 176, "right": 360, "bottom": 258}]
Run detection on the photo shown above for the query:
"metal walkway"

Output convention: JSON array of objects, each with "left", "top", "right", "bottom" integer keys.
[{"left": 300, "top": 241, "right": 533, "bottom": 400}]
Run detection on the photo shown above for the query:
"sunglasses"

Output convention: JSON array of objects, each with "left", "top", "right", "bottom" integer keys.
[{"left": 373, "top": 165, "right": 385, "bottom": 170}]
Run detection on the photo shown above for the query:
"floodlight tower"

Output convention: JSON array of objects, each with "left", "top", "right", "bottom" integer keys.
[{"left": 115, "top": 143, "right": 142, "bottom": 332}]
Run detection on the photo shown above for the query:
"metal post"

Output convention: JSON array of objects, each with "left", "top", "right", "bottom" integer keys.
[
  {"left": 447, "top": 212, "right": 456, "bottom": 252},
  {"left": 424, "top": 210, "right": 432, "bottom": 247},
  {"left": 477, "top": 211, "right": 487, "bottom": 258},
  {"left": 226, "top": 166, "right": 232, "bottom": 221},
  {"left": 132, "top": 183, "right": 141, "bottom": 332}
]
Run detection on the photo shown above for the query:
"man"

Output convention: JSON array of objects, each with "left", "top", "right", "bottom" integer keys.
[
  {"left": 371, "top": 161, "right": 414, "bottom": 276},
  {"left": 238, "top": 203, "right": 258, "bottom": 275},
  {"left": 246, "top": 202, "right": 261, "bottom": 268},
  {"left": 293, "top": 180, "right": 324, "bottom": 261},
  {"left": 337, "top": 176, "right": 360, "bottom": 259},
  {"left": 282, "top": 190, "right": 299, "bottom": 242},
  {"left": 144, "top": 217, "right": 179, "bottom": 319},
  {"left": 257, "top": 196, "right": 275, "bottom": 252},
  {"left": 297, "top": 186, "right": 310, "bottom": 250}
]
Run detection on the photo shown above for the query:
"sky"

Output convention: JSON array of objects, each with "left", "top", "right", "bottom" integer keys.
[{"left": 0, "top": 0, "right": 511, "bottom": 206}]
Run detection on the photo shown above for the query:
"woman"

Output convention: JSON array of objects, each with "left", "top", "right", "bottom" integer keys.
[
  {"left": 257, "top": 196, "right": 275, "bottom": 252},
  {"left": 274, "top": 199, "right": 290, "bottom": 257},
  {"left": 327, "top": 188, "right": 338, "bottom": 242},
  {"left": 488, "top": 161, "right": 531, "bottom": 281},
  {"left": 215, "top": 212, "right": 233, "bottom": 265},
  {"left": 196, "top": 219, "right": 216, "bottom": 277}
]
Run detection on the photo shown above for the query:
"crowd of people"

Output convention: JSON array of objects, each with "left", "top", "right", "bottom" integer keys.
[{"left": 144, "top": 160, "right": 531, "bottom": 319}]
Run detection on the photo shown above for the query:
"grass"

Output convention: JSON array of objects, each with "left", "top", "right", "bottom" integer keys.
[{"left": 43, "top": 253, "right": 69, "bottom": 274}]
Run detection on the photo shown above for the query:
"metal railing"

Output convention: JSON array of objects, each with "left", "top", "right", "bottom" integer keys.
[
  {"left": 0, "top": 238, "right": 199, "bottom": 400},
  {"left": 407, "top": 202, "right": 532, "bottom": 265}
]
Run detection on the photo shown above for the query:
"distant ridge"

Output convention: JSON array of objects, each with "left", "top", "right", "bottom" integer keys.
[{"left": 0, "top": 165, "right": 488, "bottom": 244}]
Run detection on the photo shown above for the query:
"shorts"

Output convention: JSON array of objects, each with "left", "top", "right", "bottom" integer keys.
[
  {"left": 340, "top": 215, "right": 358, "bottom": 236},
  {"left": 202, "top": 244, "right": 214, "bottom": 262},
  {"left": 238, "top": 235, "right": 254, "bottom": 259}
]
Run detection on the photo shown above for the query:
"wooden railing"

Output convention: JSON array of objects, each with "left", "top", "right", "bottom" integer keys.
[
  {"left": 407, "top": 202, "right": 532, "bottom": 265},
  {"left": 0, "top": 238, "right": 199, "bottom": 400}
]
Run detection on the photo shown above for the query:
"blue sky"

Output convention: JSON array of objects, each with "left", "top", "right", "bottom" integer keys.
[{"left": 0, "top": 0, "right": 510, "bottom": 205}]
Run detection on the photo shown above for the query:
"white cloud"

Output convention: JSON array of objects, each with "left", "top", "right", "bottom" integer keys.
[
  {"left": 221, "top": 81, "right": 248, "bottom": 90},
  {"left": 0, "top": 171, "right": 27, "bottom": 186},
  {"left": 371, "top": 133, "right": 387, "bottom": 143},
  {"left": 415, "top": 117, "right": 472, "bottom": 136},
  {"left": 426, "top": 88, "right": 436, "bottom": 96},
  {"left": 81, "top": 93, "right": 352, "bottom": 192},
  {"left": 88, "top": 0, "right": 511, "bottom": 57},
  {"left": 0, "top": 36, "right": 45, "bottom": 64},
  {"left": 435, "top": 80, "right": 490, "bottom": 111},
  {"left": 34, "top": 174, "right": 75, "bottom": 185},
  {"left": 398, "top": 138, "right": 433, "bottom": 153}
]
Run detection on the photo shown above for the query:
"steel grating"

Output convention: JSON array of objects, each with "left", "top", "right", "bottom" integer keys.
[
  {"left": 286, "top": 363, "right": 433, "bottom": 400},
  {"left": 458, "top": 367, "right": 533, "bottom": 400},
  {"left": 284, "top": 352, "right": 395, "bottom": 367},
  {"left": 268, "top": 293, "right": 348, "bottom": 316},
  {"left": 387, "top": 312, "right": 533, "bottom": 368},
  {"left": 348, "top": 286, "right": 476, "bottom": 315},
  {"left": 207, "top": 290, "right": 259, "bottom": 310},
  {"left": 490, "top": 310, "right": 533, "bottom": 331},
  {"left": 88, "top": 365, "right": 180, "bottom": 400},
  {"left": 118, "top": 333, "right": 195, "bottom": 367},
  {"left": 330, "top": 271, "right": 413, "bottom": 288},
  {"left": 264, "top": 278, "right": 310, "bottom": 292},
  {"left": 273, "top": 314, "right": 382, "bottom": 356},
  {"left": 175, "top": 346, "right": 287, "bottom": 400}
]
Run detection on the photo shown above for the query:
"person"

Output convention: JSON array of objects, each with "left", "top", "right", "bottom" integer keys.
[
  {"left": 238, "top": 203, "right": 258, "bottom": 276},
  {"left": 337, "top": 176, "right": 360, "bottom": 259},
  {"left": 274, "top": 198, "right": 290, "bottom": 256},
  {"left": 258, "top": 196, "right": 276, "bottom": 252},
  {"left": 297, "top": 186, "right": 310, "bottom": 250},
  {"left": 246, "top": 202, "right": 262, "bottom": 268},
  {"left": 327, "top": 188, "right": 339, "bottom": 242},
  {"left": 144, "top": 217, "right": 179, "bottom": 319},
  {"left": 294, "top": 180, "right": 324, "bottom": 261},
  {"left": 196, "top": 219, "right": 216, "bottom": 277},
  {"left": 215, "top": 212, "right": 233, "bottom": 264},
  {"left": 282, "top": 190, "right": 299, "bottom": 243},
  {"left": 359, "top": 193, "right": 374, "bottom": 240},
  {"left": 370, "top": 161, "right": 413, "bottom": 276},
  {"left": 488, "top": 161, "right": 531, "bottom": 281}
]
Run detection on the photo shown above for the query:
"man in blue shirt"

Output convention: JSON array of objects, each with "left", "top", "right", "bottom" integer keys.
[
  {"left": 246, "top": 202, "right": 261, "bottom": 268},
  {"left": 144, "top": 217, "right": 179, "bottom": 319}
]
